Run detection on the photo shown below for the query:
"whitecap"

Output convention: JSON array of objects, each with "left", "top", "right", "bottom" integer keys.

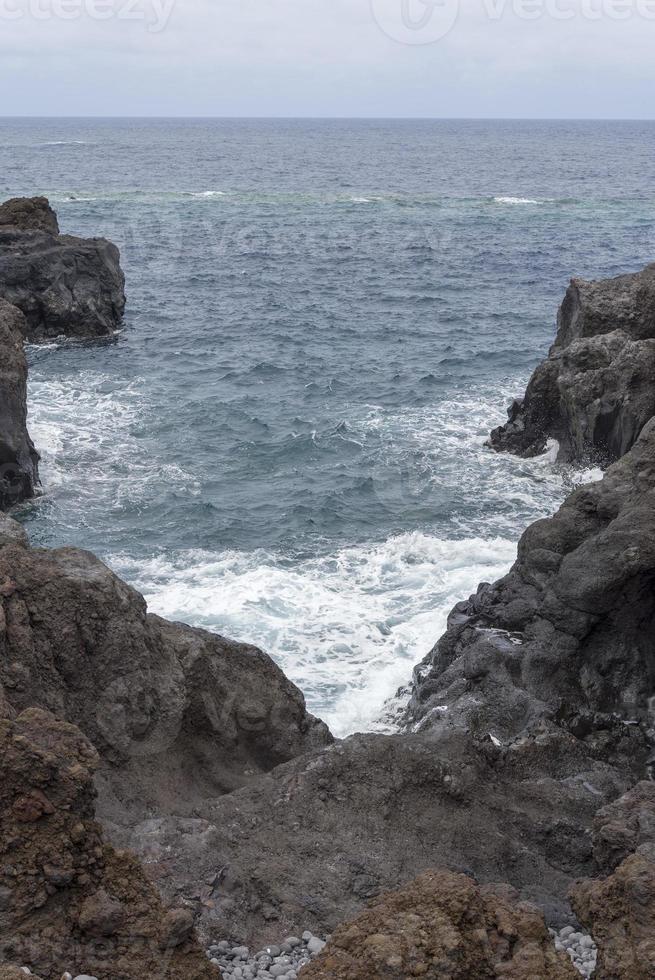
[
  {"left": 494, "top": 196, "right": 545, "bottom": 206},
  {"left": 110, "top": 531, "right": 518, "bottom": 738}
]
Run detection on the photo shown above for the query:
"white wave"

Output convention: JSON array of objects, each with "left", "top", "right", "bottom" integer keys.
[
  {"left": 189, "top": 190, "right": 227, "bottom": 198},
  {"left": 111, "top": 531, "right": 518, "bottom": 738},
  {"left": 494, "top": 196, "right": 545, "bottom": 206},
  {"left": 27, "top": 369, "right": 200, "bottom": 505},
  {"left": 40, "top": 140, "right": 89, "bottom": 146}
]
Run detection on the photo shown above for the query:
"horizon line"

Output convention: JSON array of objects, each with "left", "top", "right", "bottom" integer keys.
[{"left": 1, "top": 115, "right": 655, "bottom": 122}]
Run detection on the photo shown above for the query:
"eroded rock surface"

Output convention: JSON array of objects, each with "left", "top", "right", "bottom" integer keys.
[
  {"left": 571, "top": 854, "right": 655, "bottom": 980},
  {"left": 301, "top": 870, "right": 578, "bottom": 980},
  {"left": 0, "top": 539, "right": 331, "bottom": 828},
  {"left": 115, "top": 727, "right": 628, "bottom": 947},
  {"left": 408, "top": 417, "right": 655, "bottom": 774},
  {"left": 0, "top": 706, "right": 218, "bottom": 980},
  {"left": 0, "top": 197, "right": 125, "bottom": 341},
  {"left": 489, "top": 264, "right": 655, "bottom": 462},
  {"left": 0, "top": 299, "right": 39, "bottom": 510}
]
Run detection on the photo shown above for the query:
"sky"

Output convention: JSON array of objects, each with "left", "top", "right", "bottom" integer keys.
[{"left": 0, "top": 0, "right": 654, "bottom": 117}]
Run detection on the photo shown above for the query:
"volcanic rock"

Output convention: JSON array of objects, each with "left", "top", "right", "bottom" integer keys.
[
  {"left": 0, "top": 196, "right": 59, "bottom": 235},
  {"left": 0, "top": 299, "right": 39, "bottom": 510},
  {"left": 571, "top": 854, "right": 655, "bottom": 980},
  {"left": 301, "top": 869, "right": 578, "bottom": 979},
  {"left": 407, "top": 416, "right": 655, "bottom": 773},
  {"left": 0, "top": 706, "right": 218, "bottom": 980},
  {"left": 0, "top": 197, "right": 125, "bottom": 341},
  {"left": 489, "top": 264, "right": 655, "bottom": 462},
  {"left": 0, "top": 538, "right": 331, "bottom": 828}
]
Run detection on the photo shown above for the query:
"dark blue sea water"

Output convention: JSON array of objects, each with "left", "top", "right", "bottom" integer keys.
[{"left": 2, "top": 118, "right": 654, "bottom": 733}]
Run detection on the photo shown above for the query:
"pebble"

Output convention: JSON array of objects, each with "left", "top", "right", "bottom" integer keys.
[
  {"left": 550, "top": 927, "right": 598, "bottom": 978},
  {"left": 207, "top": 931, "right": 327, "bottom": 978}
]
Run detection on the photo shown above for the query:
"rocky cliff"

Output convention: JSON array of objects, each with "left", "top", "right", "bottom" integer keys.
[
  {"left": 2, "top": 204, "right": 655, "bottom": 977},
  {"left": 0, "top": 197, "right": 125, "bottom": 341},
  {"left": 489, "top": 264, "right": 655, "bottom": 463},
  {"left": 0, "top": 300, "right": 39, "bottom": 511}
]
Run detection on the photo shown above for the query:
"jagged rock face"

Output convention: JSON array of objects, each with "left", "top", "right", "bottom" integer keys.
[
  {"left": 489, "top": 264, "right": 655, "bottom": 462},
  {"left": 0, "top": 706, "right": 218, "bottom": 980},
  {"left": 590, "top": 782, "right": 655, "bottom": 873},
  {"left": 302, "top": 870, "right": 578, "bottom": 980},
  {"left": 0, "top": 197, "right": 125, "bottom": 341},
  {"left": 571, "top": 854, "right": 655, "bottom": 980},
  {"left": 0, "top": 539, "right": 331, "bottom": 827},
  {"left": 0, "top": 196, "right": 60, "bottom": 235},
  {"left": 0, "top": 299, "right": 39, "bottom": 510},
  {"left": 115, "top": 728, "right": 627, "bottom": 946},
  {"left": 407, "top": 418, "right": 655, "bottom": 777},
  {"left": 568, "top": 781, "right": 655, "bottom": 979}
]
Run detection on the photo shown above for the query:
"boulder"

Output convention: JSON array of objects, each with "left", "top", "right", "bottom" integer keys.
[
  {"left": 0, "top": 299, "right": 39, "bottom": 510},
  {"left": 0, "top": 706, "right": 218, "bottom": 980},
  {"left": 0, "top": 197, "right": 125, "bottom": 341},
  {"left": 489, "top": 264, "right": 655, "bottom": 462},
  {"left": 302, "top": 870, "right": 578, "bottom": 979}
]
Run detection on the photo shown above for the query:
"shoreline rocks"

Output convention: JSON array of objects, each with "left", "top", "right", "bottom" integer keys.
[
  {"left": 0, "top": 539, "right": 331, "bottom": 829},
  {"left": 0, "top": 706, "right": 219, "bottom": 980},
  {"left": 489, "top": 264, "right": 655, "bottom": 463},
  {"left": 300, "top": 870, "right": 578, "bottom": 979},
  {"left": 0, "top": 299, "right": 39, "bottom": 510},
  {"left": 0, "top": 197, "right": 125, "bottom": 341}
]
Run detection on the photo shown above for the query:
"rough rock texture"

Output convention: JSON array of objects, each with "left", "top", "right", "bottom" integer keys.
[
  {"left": 0, "top": 706, "right": 219, "bottom": 980},
  {"left": 0, "top": 197, "right": 125, "bottom": 341},
  {"left": 489, "top": 264, "right": 655, "bottom": 462},
  {"left": 408, "top": 417, "right": 655, "bottom": 773},
  {"left": 0, "top": 196, "right": 59, "bottom": 235},
  {"left": 302, "top": 870, "right": 578, "bottom": 980},
  {"left": 102, "top": 426, "right": 655, "bottom": 946},
  {"left": 113, "top": 727, "right": 628, "bottom": 947},
  {"left": 590, "top": 782, "right": 655, "bottom": 873},
  {"left": 571, "top": 855, "right": 655, "bottom": 980},
  {"left": 0, "top": 539, "right": 331, "bottom": 827},
  {"left": 0, "top": 299, "right": 39, "bottom": 510},
  {"left": 565, "top": 781, "right": 655, "bottom": 979}
]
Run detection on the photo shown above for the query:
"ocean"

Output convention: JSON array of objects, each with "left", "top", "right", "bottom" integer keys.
[{"left": 2, "top": 117, "right": 654, "bottom": 735}]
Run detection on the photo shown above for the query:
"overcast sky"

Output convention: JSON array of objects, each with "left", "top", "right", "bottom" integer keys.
[{"left": 1, "top": 0, "right": 654, "bottom": 117}]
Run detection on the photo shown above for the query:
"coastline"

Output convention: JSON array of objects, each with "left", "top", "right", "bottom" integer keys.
[{"left": 1, "top": 196, "right": 654, "bottom": 979}]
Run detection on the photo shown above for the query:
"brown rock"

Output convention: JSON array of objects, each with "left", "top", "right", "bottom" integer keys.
[
  {"left": 0, "top": 706, "right": 218, "bottom": 980},
  {"left": 571, "top": 854, "right": 655, "bottom": 980},
  {"left": 301, "top": 870, "right": 578, "bottom": 979},
  {"left": 78, "top": 887, "right": 126, "bottom": 937}
]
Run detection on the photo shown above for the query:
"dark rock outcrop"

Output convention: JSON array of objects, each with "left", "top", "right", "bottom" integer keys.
[
  {"left": 408, "top": 416, "right": 655, "bottom": 772},
  {"left": 0, "top": 536, "right": 331, "bottom": 828},
  {"left": 489, "top": 264, "right": 655, "bottom": 463},
  {"left": 0, "top": 197, "right": 125, "bottom": 341},
  {"left": 0, "top": 196, "right": 59, "bottom": 235},
  {"left": 116, "top": 727, "right": 627, "bottom": 946},
  {"left": 0, "top": 705, "right": 219, "bottom": 980},
  {"left": 0, "top": 299, "right": 39, "bottom": 510},
  {"left": 302, "top": 870, "right": 577, "bottom": 980}
]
